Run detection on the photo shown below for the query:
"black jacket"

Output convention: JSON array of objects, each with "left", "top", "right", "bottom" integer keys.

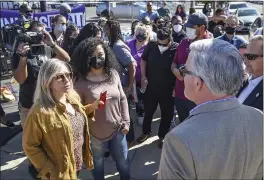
[
  {"left": 172, "top": 30, "right": 187, "bottom": 44},
  {"left": 236, "top": 79, "right": 263, "bottom": 111}
]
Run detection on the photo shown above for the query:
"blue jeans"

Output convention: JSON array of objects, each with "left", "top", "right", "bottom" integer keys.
[{"left": 91, "top": 132, "right": 130, "bottom": 180}]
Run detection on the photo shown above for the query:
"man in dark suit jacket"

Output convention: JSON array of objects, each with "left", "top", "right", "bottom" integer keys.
[{"left": 237, "top": 35, "right": 263, "bottom": 111}]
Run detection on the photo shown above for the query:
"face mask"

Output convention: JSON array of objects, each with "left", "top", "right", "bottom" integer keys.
[
  {"left": 57, "top": 24, "right": 66, "bottom": 32},
  {"left": 186, "top": 27, "right": 197, "bottom": 40},
  {"left": 157, "top": 23, "right": 164, "bottom": 29},
  {"left": 158, "top": 45, "right": 169, "bottom": 54},
  {"left": 136, "top": 34, "right": 147, "bottom": 42},
  {"left": 225, "top": 26, "right": 236, "bottom": 34},
  {"left": 173, "top": 24, "right": 182, "bottom": 33},
  {"left": 90, "top": 56, "right": 105, "bottom": 69},
  {"left": 26, "top": 13, "right": 33, "bottom": 20}
]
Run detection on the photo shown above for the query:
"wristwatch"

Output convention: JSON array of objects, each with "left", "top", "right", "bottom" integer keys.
[{"left": 49, "top": 43, "right": 56, "bottom": 49}]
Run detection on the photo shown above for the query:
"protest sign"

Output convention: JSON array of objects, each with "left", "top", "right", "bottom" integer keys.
[{"left": 0, "top": 4, "right": 86, "bottom": 31}]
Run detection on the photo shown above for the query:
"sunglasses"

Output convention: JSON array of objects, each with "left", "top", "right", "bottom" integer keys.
[
  {"left": 54, "top": 72, "right": 73, "bottom": 82},
  {"left": 243, "top": 53, "right": 263, "bottom": 60},
  {"left": 147, "top": 4, "right": 152, "bottom": 7},
  {"left": 179, "top": 65, "right": 203, "bottom": 81}
]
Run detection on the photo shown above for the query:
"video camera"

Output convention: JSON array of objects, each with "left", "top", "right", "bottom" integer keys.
[
  {"left": 16, "top": 31, "right": 46, "bottom": 58},
  {"left": 1, "top": 20, "right": 46, "bottom": 58}
]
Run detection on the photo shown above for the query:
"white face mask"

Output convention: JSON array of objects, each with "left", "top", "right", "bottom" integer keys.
[
  {"left": 173, "top": 24, "right": 182, "bottom": 33},
  {"left": 158, "top": 45, "right": 169, "bottom": 54},
  {"left": 186, "top": 27, "right": 197, "bottom": 40}
]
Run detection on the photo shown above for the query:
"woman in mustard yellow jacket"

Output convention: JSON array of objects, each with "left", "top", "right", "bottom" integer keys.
[{"left": 22, "top": 59, "right": 102, "bottom": 180}]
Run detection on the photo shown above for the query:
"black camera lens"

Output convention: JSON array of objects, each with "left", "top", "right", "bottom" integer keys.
[{"left": 31, "top": 45, "right": 40, "bottom": 55}]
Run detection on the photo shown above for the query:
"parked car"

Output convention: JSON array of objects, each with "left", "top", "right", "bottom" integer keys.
[
  {"left": 96, "top": 1, "right": 158, "bottom": 19},
  {"left": 250, "top": 16, "right": 264, "bottom": 37},
  {"left": 235, "top": 8, "right": 261, "bottom": 34},
  {"left": 226, "top": 2, "right": 249, "bottom": 15}
]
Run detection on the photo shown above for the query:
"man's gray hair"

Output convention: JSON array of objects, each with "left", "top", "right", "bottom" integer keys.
[
  {"left": 250, "top": 35, "right": 263, "bottom": 54},
  {"left": 188, "top": 39, "right": 244, "bottom": 95}
]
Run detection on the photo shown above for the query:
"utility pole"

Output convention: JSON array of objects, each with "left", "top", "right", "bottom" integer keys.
[
  {"left": 106, "top": 1, "right": 110, "bottom": 14},
  {"left": 190, "top": 1, "right": 194, "bottom": 8},
  {"left": 40, "top": 1, "right": 47, "bottom": 12}
]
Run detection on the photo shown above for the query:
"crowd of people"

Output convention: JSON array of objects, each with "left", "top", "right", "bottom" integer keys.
[{"left": 0, "top": 1, "right": 263, "bottom": 179}]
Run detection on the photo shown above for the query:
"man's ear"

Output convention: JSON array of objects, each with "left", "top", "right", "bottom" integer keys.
[{"left": 195, "top": 77, "right": 203, "bottom": 92}]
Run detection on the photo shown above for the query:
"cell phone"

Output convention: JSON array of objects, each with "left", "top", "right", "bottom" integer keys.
[{"left": 99, "top": 90, "right": 107, "bottom": 110}]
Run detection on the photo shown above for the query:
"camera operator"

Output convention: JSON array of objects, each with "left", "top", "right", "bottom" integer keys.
[{"left": 12, "top": 21, "right": 70, "bottom": 129}]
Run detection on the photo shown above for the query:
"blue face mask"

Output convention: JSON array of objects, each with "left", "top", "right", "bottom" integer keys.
[{"left": 58, "top": 24, "right": 67, "bottom": 32}]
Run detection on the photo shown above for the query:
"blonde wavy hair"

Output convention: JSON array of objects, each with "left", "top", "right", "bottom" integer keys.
[{"left": 134, "top": 23, "right": 150, "bottom": 40}]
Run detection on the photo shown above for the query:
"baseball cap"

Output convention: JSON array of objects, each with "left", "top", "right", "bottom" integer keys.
[
  {"left": 185, "top": 12, "right": 208, "bottom": 28},
  {"left": 19, "top": 4, "right": 32, "bottom": 13},
  {"left": 60, "top": 3, "right": 71, "bottom": 14}
]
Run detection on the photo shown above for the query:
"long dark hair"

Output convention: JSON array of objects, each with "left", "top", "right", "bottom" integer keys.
[
  {"left": 69, "top": 23, "right": 101, "bottom": 56},
  {"left": 105, "top": 20, "right": 124, "bottom": 47},
  {"left": 131, "top": 20, "right": 140, "bottom": 36},
  {"left": 70, "top": 38, "right": 119, "bottom": 82},
  {"left": 63, "top": 24, "right": 79, "bottom": 53},
  {"left": 175, "top": 5, "right": 186, "bottom": 15}
]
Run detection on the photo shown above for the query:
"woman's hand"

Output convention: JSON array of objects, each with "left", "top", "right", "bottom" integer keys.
[
  {"left": 121, "top": 123, "right": 129, "bottom": 135},
  {"left": 141, "top": 76, "right": 148, "bottom": 88},
  {"left": 91, "top": 99, "right": 104, "bottom": 110}
]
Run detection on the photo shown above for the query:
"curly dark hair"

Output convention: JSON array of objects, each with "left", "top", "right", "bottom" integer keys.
[
  {"left": 69, "top": 22, "right": 101, "bottom": 56},
  {"left": 70, "top": 37, "right": 120, "bottom": 82},
  {"left": 105, "top": 20, "right": 124, "bottom": 47}
]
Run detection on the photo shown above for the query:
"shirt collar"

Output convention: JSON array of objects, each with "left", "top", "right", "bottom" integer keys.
[
  {"left": 224, "top": 33, "right": 237, "bottom": 41},
  {"left": 55, "top": 97, "right": 79, "bottom": 112},
  {"left": 189, "top": 97, "right": 238, "bottom": 116},
  {"left": 249, "top": 75, "right": 263, "bottom": 86}
]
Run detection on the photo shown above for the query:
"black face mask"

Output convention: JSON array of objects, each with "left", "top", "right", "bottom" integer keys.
[
  {"left": 225, "top": 26, "right": 236, "bottom": 34},
  {"left": 157, "top": 23, "right": 164, "bottom": 29},
  {"left": 90, "top": 56, "right": 105, "bottom": 69},
  {"left": 136, "top": 34, "right": 147, "bottom": 42}
]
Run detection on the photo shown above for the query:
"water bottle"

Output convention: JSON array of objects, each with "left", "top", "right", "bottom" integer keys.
[{"left": 140, "top": 79, "right": 148, "bottom": 93}]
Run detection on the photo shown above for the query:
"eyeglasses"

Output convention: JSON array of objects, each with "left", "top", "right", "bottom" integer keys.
[
  {"left": 179, "top": 65, "right": 203, "bottom": 81},
  {"left": 54, "top": 72, "right": 73, "bottom": 82},
  {"left": 243, "top": 53, "right": 263, "bottom": 61},
  {"left": 157, "top": 21, "right": 164, "bottom": 25}
]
